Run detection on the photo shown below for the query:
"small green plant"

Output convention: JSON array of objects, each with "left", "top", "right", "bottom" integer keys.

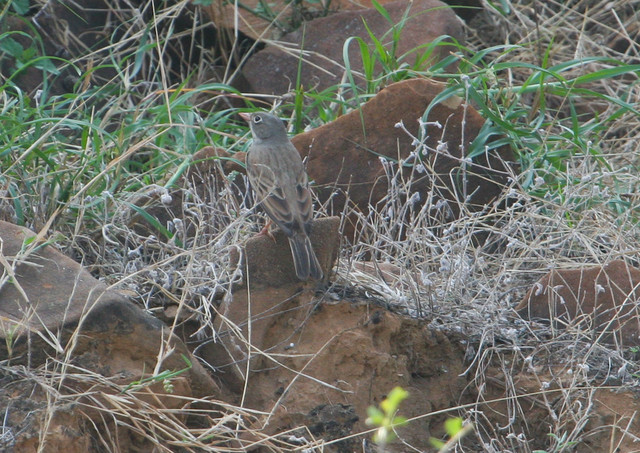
[
  {"left": 430, "top": 417, "right": 474, "bottom": 452},
  {"left": 365, "top": 386, "right": 409, "bottom": 450},
  {"left": 343, "top": 0, "right": 463, "bottom": 98},
  {"left": 121, "top": 354, "right": 192, "bottom": 394},
  {"left": 1, "top": 322, "right": 19, "bottom": 361}
]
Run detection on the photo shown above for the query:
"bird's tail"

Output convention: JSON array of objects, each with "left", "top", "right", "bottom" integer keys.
[{"left": 288, "top": 233, "right": 323, "bottom": 281}]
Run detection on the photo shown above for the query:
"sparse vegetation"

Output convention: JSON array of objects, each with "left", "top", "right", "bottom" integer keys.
[
  {"left": 1, "top": 0, "right": 640, "bottom": 451},
  {"left": 366, "top": 386, "right": 409, "bottom": 449},
  {"left": 430, "top": 416, "right": 474, "bottom": 452}
]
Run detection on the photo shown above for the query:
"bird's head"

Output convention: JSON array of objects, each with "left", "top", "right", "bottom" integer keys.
[{"left": 240, "top": 111, "right": 288, "bottom": 142}]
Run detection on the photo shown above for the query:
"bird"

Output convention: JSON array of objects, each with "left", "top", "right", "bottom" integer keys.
[{"left": 240, "top": 111, "right": 323, "bottom": 281}]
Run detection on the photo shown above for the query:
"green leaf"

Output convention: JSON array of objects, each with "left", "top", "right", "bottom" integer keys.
[
  {"left": 365, "top": 406, "right": 385, "bottom": 425},
  {"left": 131, "top": 25, "right": 154, "bottom": 78},
  {"left": 387, "top": 386, "right": 409, "bottom": 406},
  {"left": 370, "top": 0, "right": 391, "bottom": 22},
  {"left": 392, "top": 416, "right": 408, "bottom": 427},
  {"left": 444, "top": 417, "right": 463, "bottom": 436},
  {"left": 0, "top": 37, "right": 24, "bottom": 58},
  {"left": 11, "top": 0, "right": 30, "bottom": 15},
  {"left": 33, "top": 56, "right": 59, "bottom": 75}
]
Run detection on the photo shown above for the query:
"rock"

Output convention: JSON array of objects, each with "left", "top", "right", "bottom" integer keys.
[
  {"left": 212, "top": 0, "right": 417, "bottom": 41},
  {"left": 242, "top": 0, "right": 464, "bottom": 95},
  {"left": 0, "top": 382, "right": 92, "bottom": 453},
  {"left": 0, "top": 221, "right": 219, "bottom": 451},
  {"left": 516, "top": 260, "right": 640, "bottom": 346},
  {"left": 201, "top": 298, "right": 469, "bottom": 450},
  {"left": 481, "top": 365, "right": 640, "bottom": 452},
  {"left": 205, "top": 216, "right": 340, "bottom": 391},
  {"left": 234, "top": 216, "right": 341, "bottom": 288},
  {"left": 293, "top": 78, "right": 517, "bottom": 239}
]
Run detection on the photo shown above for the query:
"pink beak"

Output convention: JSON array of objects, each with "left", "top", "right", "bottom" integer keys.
[{"left": 239, "top": 112, "right": 251, "bottom": 122}]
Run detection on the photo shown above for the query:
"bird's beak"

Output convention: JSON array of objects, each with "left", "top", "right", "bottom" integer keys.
[{"left": 239, "top": 112, "right": 251, "bottom": 123}]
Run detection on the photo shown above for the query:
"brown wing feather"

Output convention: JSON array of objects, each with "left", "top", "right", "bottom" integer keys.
[
  {"left": 295, "top": 173, "right": 313, "bottom": 234},
  {"left": 247, "top": 133, "right": 314, "bottom": 237},
  {"left": 246, "top": 160, "right": 296, "bottom": 235}
]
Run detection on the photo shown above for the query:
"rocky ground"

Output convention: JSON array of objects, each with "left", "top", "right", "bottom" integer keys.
[{"left": 2, "top": 0, "right": 640, "bottom": 452}]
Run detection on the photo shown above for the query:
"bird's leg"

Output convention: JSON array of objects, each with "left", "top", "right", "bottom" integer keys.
[{"left": 257, "top": 219, "right": 276, "bottom": 242}]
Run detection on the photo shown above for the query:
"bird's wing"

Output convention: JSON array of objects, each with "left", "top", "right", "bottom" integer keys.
[
  {"left": 247, "top": 159, "right": 296, "bottom": 234},
  {"left": 295, "top": 168, "right": 313, "bottom": 233}
]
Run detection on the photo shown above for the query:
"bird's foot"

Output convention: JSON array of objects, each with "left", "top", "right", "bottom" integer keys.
[{"left": 257, "top": 220, "right": 276, "bottom": 242}]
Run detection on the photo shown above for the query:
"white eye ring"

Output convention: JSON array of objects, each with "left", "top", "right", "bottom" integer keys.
[{"left": 253, "top": 115, "right": 262, "bottom": 123}]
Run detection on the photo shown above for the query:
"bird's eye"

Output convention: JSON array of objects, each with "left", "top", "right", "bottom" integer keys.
[{"left": 253, "top": 115, "right": 262, "bottom": 123}]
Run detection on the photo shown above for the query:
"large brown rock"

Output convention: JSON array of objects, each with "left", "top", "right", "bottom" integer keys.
[
  {"left": 212, "top": 0, "right": 408, "bottom": 40},
  {"left": 293, "top": 78, "right": 517, "bottom": 239},
  {"left": 198, "top": 283, "right": 640, "bottom": 452},
  {"left": 516, "top": 260, "right": 640, "bottom": 346},
  {"left": 204, "top": 216, "right": 340, "bottom": 391},
  {"left": 242, "top": 0, "right": 464, "bottom": 95},
  {"left": 0, "top": 221, "right": 219, "bottom": 451},
  {"left": 182, "top": 80, "right": 516, "bottom": 242},
  {"left": 200, "top": 298, "right": 469, "bottom": 450}
]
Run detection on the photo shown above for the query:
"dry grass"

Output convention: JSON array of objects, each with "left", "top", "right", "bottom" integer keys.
[{"left": 1, "top": 0, "right": 640, "bottom": 451}]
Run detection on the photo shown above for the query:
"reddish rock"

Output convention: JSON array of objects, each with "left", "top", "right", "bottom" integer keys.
[
  {"left": 0, "top": 221, "right": 219, "bottom": 451},
  {"left": 293, "top": 78, "right": 517, "bottom": 239},
  {"left": 202, "top": 298, "right": 469, "bottom": 449},
  {"left": 242, "top": 0, "right": 464, "bottom": 95},
  {"left": 197, "top": 279, "right": 640, "bottom": 453},
  {"left": 205, "top": 216, "right": 340, "bottom": 391},
  {"left": 516, "top": 260, "right": 640, "bottom": 346},
  {"left": 233, "top": 216, "right": 340, "bottom": 288},
  {"left": 481, "top": 367, "right": 640, "bottom": 452},
  {"left": 213, "top": 0, "right": 410, "bottom": 40}
]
